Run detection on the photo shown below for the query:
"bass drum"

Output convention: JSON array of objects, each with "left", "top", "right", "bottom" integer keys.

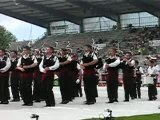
[{"left": 142, "top": 75, "right": 154, "bottom": 86}]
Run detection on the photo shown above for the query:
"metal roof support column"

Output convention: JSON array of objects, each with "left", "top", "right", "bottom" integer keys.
[
  {"left": 47, "top": 23, "right": 51, "bottom": 36},
  {"left": 158, "top": 18, "right": 160, "bottom": 27},
  {"left": 80, "top": 19, "right": 84, "bottom": 33},
  {"left": 117, "top": 15, "right": 121, "bottom": 30}
]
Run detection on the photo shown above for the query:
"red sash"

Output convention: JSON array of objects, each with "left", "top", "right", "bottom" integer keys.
[
  {"left": 83, "top": 69, "right": 96, "bottom": 75},
  {"left": 42, "top": 71, "right": 54, "bottom": 81}
]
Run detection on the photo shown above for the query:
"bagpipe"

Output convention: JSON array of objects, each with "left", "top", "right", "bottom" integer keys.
[
  {"left": 0, "top": 57, "right": 7, "bottom": 69},
  {"left": 0, "top": 61, "right": 6, "bottom": 69}
]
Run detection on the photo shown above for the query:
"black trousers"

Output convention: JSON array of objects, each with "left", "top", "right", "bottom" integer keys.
[
  {"left": 153, "top": 79, "right": 157, "bottom": 96},
  {"left": 148, "top": 84, "right": 156, "bottom": 100},
  {"left": 42, "top": 76, "right": 55, "bottom": 106},
  {"left": 135, "top": 82, "right": 141, "bottom": 98},
  {"left": 83, "top": 74, "right": 98, "bottom": 102},
  {"left": 20, "top": 73, "right": 33, "bottom": 104},
  {"left": 11, "top": 71, "right": 20, "bottom": 100},
  {"left": 107, "top": 80, "right": 118, "bottom": 101},
  {"left": 33, "top": 73, "right": 43, "bottom": 101},
  {"left": 0, "top": 73, "right": 9, "bottom": 102},
  {"left": 59, "top": 73, "right": 73, "bottom": 101},
  {"left": 124, "top": 83, "right": 134, "bottom": 100},
  {"left": 70, "top": 75, "right": 76, "bottom": 99},
  {"left": 132, "top": 82, "right": 137, "bottom": 98},
  {"left": 75, "top": 82, "right": 83, "bottom": 97}
]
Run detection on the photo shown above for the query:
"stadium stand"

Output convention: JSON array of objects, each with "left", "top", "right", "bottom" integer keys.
[
  {"left": 32, "top": 29, "right": 136, "bottom": 52},
  {"left": 0, "top": 0, "right": 160, "bottom": 57},
  {"left": 32, "top": 26, "right": 160, "bottom": 56}
]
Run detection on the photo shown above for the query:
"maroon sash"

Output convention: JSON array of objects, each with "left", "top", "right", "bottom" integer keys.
[
  {"left": 0, "top": 72, "right": 9, "bottom": 77},
  {"left": 83, "top": 69, "right": 96, "bottom": 75},
  {"left": 33, "top": 70, "right": 41, "bottom": 80},
  {"left": 20, "top": 72, "right": 33, "bottom": 79},
  {"left": 42, "top": 71, "right": 54, "bottom": 81}
]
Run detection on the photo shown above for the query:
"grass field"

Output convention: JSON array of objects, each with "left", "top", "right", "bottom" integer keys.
[{"left": 84, "top": 114, "right": 160, "bottom": 120}]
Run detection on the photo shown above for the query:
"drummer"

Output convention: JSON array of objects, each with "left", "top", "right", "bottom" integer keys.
[{"left": 146, "top": 60, "right": 158, "bottom": 101}]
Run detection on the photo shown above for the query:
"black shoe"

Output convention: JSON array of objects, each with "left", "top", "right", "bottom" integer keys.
[
  {"left": 86, "top": 101, "right": 95, "bottom": 105},
  {"left": 60, "top": 100, "right": 69, "bottom": 104},
  {"left": 131, "top": 97, "right": 135, "bottom": 100},
  {"left": 108, "top": 101, "right": 114, "bottom": 103},
  {"left": 124, "top": 100, "right": 129, "bottom": 102},
  {"left": 84, "top": 100, "right": 94, "bottom": 104},
  {"left": 27, "top": 103, "right": 33, "bottom": 106},
  {"left": 153, "top": 97, "right": 157, "bottom": 100},
  {"left": 22, "top": 103, "right": 28, "bottom": 106},
  {"left": 34, "top": 100, "right": 41, "bottom": 103},
  {"left": 11, "top": 99, "right": 20, "bottom": 102},
  {"left": 22, "top": 103, "right": 33, "bottom": 106},
  {"left": 134, "top": 96, "right": 137, "bottom": 99},
  {"left": 114, "top": 99, "right": 118, "bottom": 102},
  {"left": 44, "top": 104, "right": 55, "bottom": 107},
  {"left": 0, "top": 101, "right": 9, "bottom": 104},
  {"left": 149, "top": 98, "right": 153, "bottom": 101},
  {"left": 149, "top": 99, "right": 153, "bottom": 101}
]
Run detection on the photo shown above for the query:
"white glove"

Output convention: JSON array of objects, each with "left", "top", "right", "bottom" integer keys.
[{"left": 76, "top": 79, "right": 80, "bottom": 84}]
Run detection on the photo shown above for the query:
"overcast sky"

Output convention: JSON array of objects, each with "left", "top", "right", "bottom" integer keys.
[{"left": 0, "top": 14, "right": 46, "bottom": 41}]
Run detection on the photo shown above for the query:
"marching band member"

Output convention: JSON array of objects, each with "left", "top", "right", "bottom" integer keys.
[
  {"left": 120, "top": 52, "right": 135, "bottom": 102},
  {"left": 33, "top": 49, "right": 43, "bottom": 102},
  {"left": 0, "top": 49, "right": 11, "bottom": 104},
  {"left": 16, "top": 46, "right": 38, "bottom": 106},
  {"left": 70, "top": 53, "right": 82, "bottom": 98},
  {"left": 58, "top": 48, "right": 73, "bottom": 104},
  {"left": 81, "top": 45, "right": 98, "bottom": 105},
  {"left": 145, "top": 56, "right": 159, "bottom": 100},
  {"left": 10, "top": 50, "right": 20, "bottom": 102},
  {"left": 103, "top": 48, "right": 120, "bottom": 103},
  {"left": 153, "top": 58, "right": 160, "bottom": 100},
  {"left": 39, "top": 47, "right": 59, "bottom": 107},
  {"left": 146, "top": 60, "right": 158, "bottom": 101},
  {"left": 134, "top": 60, "right": 144, "bottom": 99}
]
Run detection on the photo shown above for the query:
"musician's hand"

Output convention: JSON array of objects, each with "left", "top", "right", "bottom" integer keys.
[
  {"left": 44, "top": 67, "right": 50, "bottom": 71},
  {"left": 43, "top": 69, "right": 47, "bottom": 73},
  {"left": 123, "top": 58, "right": 127, "bottom": 61},
  {"left": 105, "top": 64, "right": 109, "bottom": 68},
  {"left": 80, "top": 65, "right": 85, "bottom": 69},
  {"left": 23, "top": 66, "right": 28, "bottom": 69},
  {"left": 81, "top": 63, "right": 88, "bottom": 67},
  {"left": 20, "top": 68, "right": 25, "bottom": 72}
]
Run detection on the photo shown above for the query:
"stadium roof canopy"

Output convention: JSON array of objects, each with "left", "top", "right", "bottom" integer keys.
[{"left": 0, "top": 0, "right": 160, "bottom": 28}]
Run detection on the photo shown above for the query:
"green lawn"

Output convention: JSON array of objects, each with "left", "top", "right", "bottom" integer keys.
[{"left": 84, "top": 114, "right": 160, "bottom": 120}]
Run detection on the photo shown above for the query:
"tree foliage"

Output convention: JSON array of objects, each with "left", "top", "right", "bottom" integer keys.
[{"left": 0, "top": 25, "right": 17, "bottom": 49}]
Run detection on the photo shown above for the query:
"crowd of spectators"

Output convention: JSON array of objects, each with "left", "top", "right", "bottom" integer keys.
[{"left": 122, "top": 26, "right": 160, "bottom": 55}]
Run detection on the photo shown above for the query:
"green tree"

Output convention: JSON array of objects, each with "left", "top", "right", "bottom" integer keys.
[{"left": 0, "top": 25, "right": 17, "bottom": 49}]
